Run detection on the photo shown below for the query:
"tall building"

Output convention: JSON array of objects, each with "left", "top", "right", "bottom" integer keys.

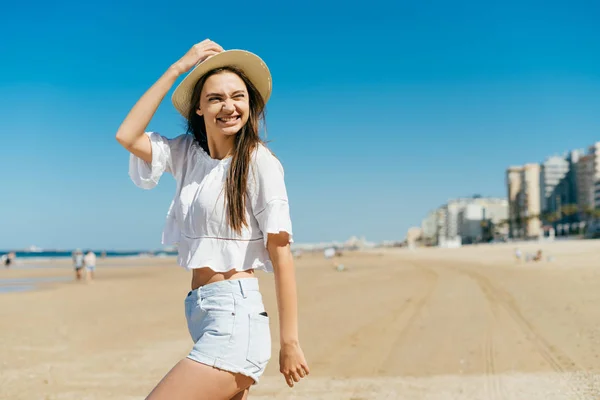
[
  {"left": 595, "top": 179, "right": 600, "bottom": 209},
  {"left": 578, "top": 142, "right": 600, "bottom": 214},
  {"left": 506, "top": 163, "right": 542, "bottom": 238},
  {"left": 522, "top": 164, "right": 542, "bottom": 237},
  {"left": 591, "top": 142, "right": 600, "bottom": 210},
  {"left": 539, "top": 155, "right": 569, "bottom": 213},
  {"left": 577, "top": 154, "right": 595, "bottom": 212},
  {"left": 506, "top": 166, "right": 523, "bottom": 238},
  {"left": 551, "top": 149, "right": 582, "bottom": 215}
]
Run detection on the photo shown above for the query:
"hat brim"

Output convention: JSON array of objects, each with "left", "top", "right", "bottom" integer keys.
[{"left": 171, "top": 49, "right": 272, "bottom": 119}]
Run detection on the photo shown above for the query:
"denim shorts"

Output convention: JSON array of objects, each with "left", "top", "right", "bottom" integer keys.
[{"left": 184, "top": 278, "right": 271, "bottom": 384}]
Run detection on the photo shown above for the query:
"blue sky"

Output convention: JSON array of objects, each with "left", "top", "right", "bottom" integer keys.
[{"left": 1, "top": 0, "right": 599, "bottom": 250}]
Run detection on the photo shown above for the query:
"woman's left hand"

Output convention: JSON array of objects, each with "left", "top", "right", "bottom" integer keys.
[{"left": 279, "top": 342, "right": 310, "bottom": 387}]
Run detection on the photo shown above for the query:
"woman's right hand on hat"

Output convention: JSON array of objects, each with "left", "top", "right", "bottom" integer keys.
[{"left": 172, "top": 39, "right": 224, "bottom": 76}]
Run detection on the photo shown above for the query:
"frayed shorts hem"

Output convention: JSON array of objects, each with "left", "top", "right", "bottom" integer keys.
[{"left": 187, "top": 350, "right": 261, "bottom": 385}]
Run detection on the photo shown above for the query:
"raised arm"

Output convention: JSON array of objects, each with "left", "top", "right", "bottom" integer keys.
[{"left": 115, "top": 39, "right": 224, "bottom": 163}]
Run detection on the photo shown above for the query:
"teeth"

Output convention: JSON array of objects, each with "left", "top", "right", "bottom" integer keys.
[{"left": 220, "top": 116, "right": 238, "bottom": 122}]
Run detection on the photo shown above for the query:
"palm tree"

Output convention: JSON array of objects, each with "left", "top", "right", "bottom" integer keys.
[
  {"left": 561, "top": 204, "right": 579, "bottom": 217},
  {"left": 512, "top": 214, "right": 524, "bottom": 239},
  {"left": 583, "top": 207, "right": 595, "bottom": 220}
]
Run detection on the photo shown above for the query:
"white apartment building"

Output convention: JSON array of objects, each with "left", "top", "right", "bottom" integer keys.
[
  {"left": 422, "top": 197, "right": 508, "bottom": 246},
  {"left": 442, "top": 199, "right": 467, "bottom": 240},
  {"left": 457, "top": 200, "right": 509, "bottom": 243},
  {"left": 457, "top": 205, "right": 483, "bottom": 243},
  {"left": 437, "top": 198, "right": 473, "bottom": 241},
  {"left": 420, "top": 210, "right": 439, "bottom": 242}
]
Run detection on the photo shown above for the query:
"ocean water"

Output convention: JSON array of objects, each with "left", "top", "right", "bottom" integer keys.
[
  {"left": 0, "top": 250, "right": 178, "bottom": 294},
  {"left": 0, "top": 250, "right": 177, "bottom": 261},
  {"left": 0, "top": 257, "right": 167, "bottom": 294}
]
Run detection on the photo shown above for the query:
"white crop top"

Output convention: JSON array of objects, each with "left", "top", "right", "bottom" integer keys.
[{"left": 128, "top": 132, "right": 293, "bottom": 273}]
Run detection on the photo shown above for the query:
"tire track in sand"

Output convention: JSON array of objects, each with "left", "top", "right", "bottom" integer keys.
[
  {"left": 312, "top": 264, "right": 437, "bottom": 374},
  {"left": 482, "top": 285, "right": 509, "bottom": 400},
  {"left": 378, "top": 265, "right": 438, "bottom": 372},
  {"left": 267, "top": 266, "right": 439, "bottom": 398},
  {"left": 451, "top": 265, "right": 585, "bottom": 399}
]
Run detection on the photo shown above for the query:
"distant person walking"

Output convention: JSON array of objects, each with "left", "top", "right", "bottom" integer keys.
[
  {"left": 116, "top": 40, "right": 308, "bottom": 399},
  {"left": 84, "top": 251, "right": 97, "bottom": 281},
  {"left": 2, "top": 252, "right": 14, "bottom": 268},
  {"left": 72, "top": 249, "right": 84, "bottom": 280}
]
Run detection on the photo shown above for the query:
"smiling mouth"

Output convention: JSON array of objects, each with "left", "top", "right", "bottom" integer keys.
[{"left": 217, "top": 116, "right": 241, "bottom": 122}]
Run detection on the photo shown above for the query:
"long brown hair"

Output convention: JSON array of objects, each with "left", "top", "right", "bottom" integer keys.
[{"left": 186, "top": 66, "right": 267, "bottom": 233}]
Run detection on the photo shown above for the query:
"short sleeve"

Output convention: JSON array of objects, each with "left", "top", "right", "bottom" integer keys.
[
  {"left": 249, "top": 146, "right": 293, "bottom": 247},
  {"left": 128, "top": 132, "right": 190, "bottom": 189}
]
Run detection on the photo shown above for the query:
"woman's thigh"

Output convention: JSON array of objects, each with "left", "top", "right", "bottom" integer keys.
[{"left": 145, "top": 358, "right": 254, "bottom": 400}]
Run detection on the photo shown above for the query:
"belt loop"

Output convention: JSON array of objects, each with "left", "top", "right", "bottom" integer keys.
[{"left": 238, "top": 280, "right": 247, "bottom": 298}]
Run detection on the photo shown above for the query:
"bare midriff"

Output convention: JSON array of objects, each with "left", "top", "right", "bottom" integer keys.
[{"left": 191, "top": 267, "right": 255, "bottom": 290}]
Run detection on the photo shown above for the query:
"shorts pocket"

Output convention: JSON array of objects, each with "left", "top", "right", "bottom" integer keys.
[
  {"left": 246, "top": 313, "right": 272, "bottom": 368},
  {"left": 200, "top": 293, "right": 235, "bottom": 314},
  {"left": 187, "top": 307, "right": 236, "bottom": 344}
]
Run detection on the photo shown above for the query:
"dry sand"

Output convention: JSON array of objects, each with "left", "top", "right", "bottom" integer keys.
[{"left": 1, "top": 239, "right": 600, "bottom": 399}]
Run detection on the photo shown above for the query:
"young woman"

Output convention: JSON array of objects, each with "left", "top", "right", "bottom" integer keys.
[{"left": 116, "top": 39, "right": 309, "bottom": 400}]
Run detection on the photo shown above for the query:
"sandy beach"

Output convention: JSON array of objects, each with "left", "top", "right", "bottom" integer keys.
[{"left": 2, "top": 239, "right": 600, "bottom": 399}]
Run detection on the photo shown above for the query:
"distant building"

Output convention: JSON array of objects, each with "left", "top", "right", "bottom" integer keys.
[
  {"left": 539, "top": 155, "right": 569, "bottom": 213},
  {"left": 577, "top": 154, "right": 595, "bottom": 212},
  {"left": 522, "top": 164, "right": 542, "bottom": 237},
  {"left": 577, "top": 142, "right": 600, "bottom": 216},
  {"left": 457, "top": 205, "right": 484, "bottom": 243},
  {"left": 550, "top": 149, "right": 582, "bottom": 216},
  {"left": 420, "top": 210, "right": 439, "bottom": 245},
  {"left": 441, "top": 199, "right": 470, "bottom": 240},
  {"left": 595, "top": 179, "right": 600, "bottom": 209},
  {"left": 421, "top": 196, "right": 507, "bottom": 246},
  {"left": 506, "top": 166, "right": 523, "bottom": 238},
  {"left": 405, "top": 227, "right": 422, "bottom": 248},
  {"left": 457, "top": 200, "right": 508, "bottom": 244},
  {"left": 506, "top": 163, "right": 541, "bottom": 239}
]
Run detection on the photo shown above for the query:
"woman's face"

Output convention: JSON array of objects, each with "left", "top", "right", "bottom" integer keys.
[{"left": 197, "top": 71, "right": 250, "bottom": 137}]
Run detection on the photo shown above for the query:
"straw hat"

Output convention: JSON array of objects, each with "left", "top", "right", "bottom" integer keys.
[{"left": 171, "top": 49, "right": 272, "bottom": 119}]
